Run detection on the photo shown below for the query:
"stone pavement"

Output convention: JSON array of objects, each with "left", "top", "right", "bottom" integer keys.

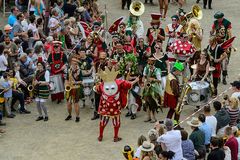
[{"left": 0, "top": 0, "right": 240, "bottom": 160}]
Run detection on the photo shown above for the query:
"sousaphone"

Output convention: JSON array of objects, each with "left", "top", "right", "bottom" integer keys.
[
  {"left": 185, "top": 5, "right": 203, "bottom": 20},
  {"left": 129, "top": 1, "right": 145, "bottom": 16}
]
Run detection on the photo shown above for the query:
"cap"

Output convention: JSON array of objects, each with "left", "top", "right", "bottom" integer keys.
[
  {"left": 173, "top": 62, "right": 184, "bottom": 71},
  {"left": 171, "top": 15, "right": 179, "bottom": 20},
  {"left": 93, "top": 21, "right": 101, "bottom": 27},
  {"left": 214, "top": 11, "right": 224, "bottom": 19}
]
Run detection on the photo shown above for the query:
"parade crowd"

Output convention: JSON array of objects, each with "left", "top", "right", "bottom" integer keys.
[{"left": 0, "top": 0, "right": 240, "bottom": 160}]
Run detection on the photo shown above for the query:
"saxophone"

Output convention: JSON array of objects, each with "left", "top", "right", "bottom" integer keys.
[
  {"left": 175, "top": 83, "right": 192, "bottom": 115},
  {"left": 65, "top": 68, "right": 73, "bottom": 99}
]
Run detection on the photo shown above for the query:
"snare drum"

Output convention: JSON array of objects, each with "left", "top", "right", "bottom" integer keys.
[
  {"left": 49, "top": 74, "right": 64, "bottom": 94},
  {"left": 187, "top": 81, "right": 210, "bottom": 106}
]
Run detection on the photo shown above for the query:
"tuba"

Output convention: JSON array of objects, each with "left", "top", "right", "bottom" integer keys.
[
  {"left": 175, "top": 83, "right": 192, "bottom": 115},
  {"left": 129, "top": 1, "right": 145, "bottom": 17},
  {"left": 185, "top": 5, "right": 203, "bottom": 21}
]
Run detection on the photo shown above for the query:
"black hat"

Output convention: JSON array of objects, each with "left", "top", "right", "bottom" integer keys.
[
  {"left": 231, "top": 81, "right": 240, "bottom": 88},
  {"left": 214, "top": 11, "right": 224, "bottom": 19},
  {"left": 93, "top": 21, "right": 101, "bottom": 27},
  {"left": 171, "top": 15, "right": 179, "bottom": 20}
]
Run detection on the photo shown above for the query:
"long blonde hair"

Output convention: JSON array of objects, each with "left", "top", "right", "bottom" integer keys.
[
  {"left": 186, "top": 18, "right": 201, "bottom": 34},
  {"left": 229, "top": 97, "right": 239, "bottom": 109}
]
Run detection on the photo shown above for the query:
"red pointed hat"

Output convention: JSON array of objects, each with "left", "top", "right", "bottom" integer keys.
[
  {"left": 150, "top": 13, "right": 161, "bottom": 25},
  {"left": 108, "top": 16, "right": 125, "bottom": 34}
]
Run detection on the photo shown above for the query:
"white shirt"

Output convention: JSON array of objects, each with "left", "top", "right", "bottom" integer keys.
[
  {"left": 48, "top": 17, "right": 61, "bottom": 36},
  {"left": 157, "top": 130, "right": 183, "bottom": 160},
  {"left": 231, "top": 92, "right": 240, "bottom": 100},
  {"left": 206, "top": 115, "right": 217, "bottom": 137},
  {"left": 21, "top": 19, "right": 29, "bottom": 32},
  {"left": 134, "top": 146, "right": 141, "bottom": 158},
  {"left": 0, "top": 54, "right": 8, "bottom": 71},
  {"left": 28, "top": 23, "right": 38, "bottom": 34}
]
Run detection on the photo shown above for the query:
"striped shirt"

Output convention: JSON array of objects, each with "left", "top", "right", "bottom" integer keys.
[{"left": 227, "top": 108, "right": 240, "bottom": 126}]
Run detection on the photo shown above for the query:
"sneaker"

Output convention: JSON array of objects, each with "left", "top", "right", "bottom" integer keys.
[
  {"left": 125, "top": 112, "right": 132, "bottom": 117},
  {"left": 0, "top": 121, "right": 6, "bottom": 126},
  {"left": 7, "top": 114, "right": 15, "bottom": 118},
  {"left": 36, "top": 116, "right": 44, "bottom": 121},
  {"left": 130, "top": 114, "right": 136, "bottom": 120},
  {"left": 11, "top": 107, "right": 16, "bottom": 112},
  {"left": 44, "top": 117, "right": 48, "bottom": 121},
  {"left": 65, "top": 115, "right": 72, "bottom": 121},
  {"left": 19, "top": 109, "right": 31, "bottom": 114},
  {"left": 75, "top": 117, "right": 80, "bottom": 122}
]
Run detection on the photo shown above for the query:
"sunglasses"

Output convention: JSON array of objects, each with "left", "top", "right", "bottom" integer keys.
[
  {"left": 155, "top": 47, "right": 161, "bottom": 49},
  {"left": 54, "top": 45, "right": 59, "bottom": 48}
]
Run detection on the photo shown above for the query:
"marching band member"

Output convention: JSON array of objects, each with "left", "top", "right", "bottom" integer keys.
[
  {"left": 34, "top": 61, "right": 50, "bottom": 121},
  {"left": 164, "top": 62, "right": 184, "bottom": 127},
  {"left": 118, "top": 22, "right": 126, "bottom": 44},
  {"left": 146, "top": 13, "right": 165, "bottom": 53},
  {"left": 165, "top": 15, "right": 183, "bottom": 62},
  {"left": 84, "top": 35, "right": 97, "bottom": 59},
  {"left": 110, "top": 42, "right": 126, "bottom": 62},
  {"left": 91, "top": 52, "right": 109, "bottom": 120},
  {"left": 210, "top": 12, "right": 232, "bottom": 85},
  {"left": 95, "top": 67, "right": 139, "bottom": 142},
  {"left": 142, "top": 57, "right": 162, "bottom": 123},
  {"left": 47, "top": 41, "right": 67, "bottom": 103},
  {"left": 153, "top": 43, "right": 170, "bottom": 92},
  {"left": 122, "top": 54, "right": 141, "bottom": 120},
  {"left": 65, "top": 58, "right": 83, "bottom": 123},
  {"left": 207, "top": 36, "right": 227, "bottom": 97},
  {"left": 158, "top": 0, "right": 169, "bottom": 20}
]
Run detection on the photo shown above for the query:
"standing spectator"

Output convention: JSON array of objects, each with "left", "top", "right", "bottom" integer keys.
[
  {"left": 21, "top": 10, "right": 29, "bottom": 32},
  {"left": 0, "top": 44, "right": 8, "bottom": 77},
  {"left": 33, "top": 0, "right": 45, "bottom": 18},
  {"left": 187, "top": 117, "right": 206, "bottom": 159},
  {"left": 122, "top": 0, "right": 131, "bottom": 10},
  {"left": 8, "top": 7, "right": 19, "bottom": 27},
  {"left": 207, "top": 137, "right": 225, "bottom": 160},
  {"left": 198, "top": 114, "right": 212, "bottom": 153},
  {"left": 213, "top": 101, "right": 230, "bottom": 136},
  {"left": 204, "top": 105, "right": 217, "bottom": 137},
  {"left": 13, "top": 12, "right": 28, "bottom": 40},
  {"left": 37, "top": 18, "right": 47, "bottom": 40},
  {"left": 135, "top": 135, "right": 147, "bottom": 158},
  {"left": 224, "top": 126, "right": 238, "bottom": 160},
  {"left": 232, "top": 126, "right": 240, "bottom": 160},
  {"left": 48, "top": 9, "right": 61, "bottom": 36},
  {"left": 218, "top": 137, "right": 231, "bottom": 160},
  {"left": 226, "top": 97, "right": 240, "bottom": 126},
  {"left": 157, "top": 119, "right": 183, "bottom": 160},
  {"left": 180, "top": 130, "right": 195, "bottom": 160},
  {"left": 64, "top": 0, "right": 77, "bottom": 18},
  {"left": 28, "top": 15, "right": 40, "bottom": 39}
]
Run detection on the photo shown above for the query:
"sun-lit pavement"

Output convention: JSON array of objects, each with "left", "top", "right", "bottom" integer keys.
[{"left": 0, "top": 0, "right": 240, "bottom": 160}]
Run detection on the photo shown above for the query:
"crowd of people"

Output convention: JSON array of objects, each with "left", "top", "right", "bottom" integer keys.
[{"left": 0, "top": 0, "right": 240, "bottom": 159}]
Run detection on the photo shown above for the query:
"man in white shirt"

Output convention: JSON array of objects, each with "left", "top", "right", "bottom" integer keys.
[
  {"left": 230, "top": 81, "right": 240, "bottom": 100},
  {"left": 204, "top": 105, "right": 217, "bottom": 136},
  {"left": 0, "top": 44, "right": 8, "bottom": 76},
  {"left": 157, "top": 119, "right": 183, "bottom": 160}
]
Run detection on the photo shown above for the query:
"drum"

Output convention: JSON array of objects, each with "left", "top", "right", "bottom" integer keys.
[
  {"left": 82, "top": 77, "right": 94, "bottom": 96},
  {"left": 49, "top": 74, "right": 64, "bottom": 94},
  {"left": 187, "top": 81, "right": 210, "bottom": 106}
]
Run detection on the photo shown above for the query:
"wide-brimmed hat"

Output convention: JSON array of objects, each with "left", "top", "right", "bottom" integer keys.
[
  {"left": 187, "top": 117, "right": 202, "bottom": 127},
  {"left": 140, "top": 141, "right": 155, "bottom": 152},
  {"left": 214, "top": 11, "right": 224, "bottom": 19}
]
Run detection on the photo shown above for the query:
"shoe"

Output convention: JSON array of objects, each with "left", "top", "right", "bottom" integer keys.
[
  {"left": 130, "top": 114, "right": 136, "bottom": 120},
  {"left": 44, "top": 117, "right": 48, "bottom": 121},
  {"left": 113, "top": 137, "right": 122, "bottom": 142},
  {"left": 91, "top": 114, "right": 99, "bottom": 120},
  {"left": 98, "top": 136, "right": 103, "bottom": 142},
  {"left": 144, "top": 119, "right": 151, "bottom": 122},
  {"left": 36, "top": 116, "right": 44, "bottom": 121},
  {"left": 19, "top": 109, "right": 31, "bottom": 114},
  {"left": 65, "top": 115, "right": 72, "bottom": 121},
  {"left": 11, "top": 107, "right": 16, "bottom": 112},
  {"left": 174, "top": 124, "right": 184, "bottom": 130},
  {"left": 75, "top": 117, "right": 80, "bottom": 122},
  {"left": 125, "top": 112, "right": 132, "bottom": 117},
  {"left": 57, "top": 99, "right": 61, "bottom": 104},
  {"left": 0, "top": 121, "right": 6, "bottom": 126},
  {"left": 7, "top": 114, "right": 15, "bottom": 118},
  {"left": 223, "top": 78, "right": 227, "bottom": 85}
]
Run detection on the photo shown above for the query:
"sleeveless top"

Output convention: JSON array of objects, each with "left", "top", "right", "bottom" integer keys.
[{"left": 196, "top": 59, "right": 209, "bottom": 80}]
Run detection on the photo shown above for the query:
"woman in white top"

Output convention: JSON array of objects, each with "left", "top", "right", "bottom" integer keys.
[{"left": 0, "top": 45, "right": 8, "bottom": 76}]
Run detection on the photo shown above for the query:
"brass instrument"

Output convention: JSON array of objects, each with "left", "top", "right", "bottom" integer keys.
[
  {"left": 175, "top": 83, "right": 192, "bottom": 115},
  {"left": 65, "top": 68, "right": 73, "bottom": 99},
  {"left": 28, "top": 80, "right": 36, "bottom": 98},
  {"left": 129, "top": 1, "right": 145, "bottom": 17},
  {"left": 181, "top": 5, "right": 202, "bottom": 27}
]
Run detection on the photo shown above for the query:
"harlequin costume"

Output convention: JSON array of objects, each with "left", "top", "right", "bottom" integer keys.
[
  {"left": 164, "top": 62, "right": 184, "bottom": 126},
  {"left": 165, "top": 15, "right": 183, "bottom": 62},
  {"left": 95, "top": 68, "right": 134, "bottom": 142},
  {"left": 47, "top": 41, "right": 68, "bottom": 103},
  {"left": 146, "top": 13, "right": 165, "bottom": 53}
]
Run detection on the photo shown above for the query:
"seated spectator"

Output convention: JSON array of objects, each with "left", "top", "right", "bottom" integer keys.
[
  {"left": 135, "top": 135, "right": 147, "bottom": 158},
  {"left": 122, "top": 145, "right": 139, "bottom": 160},
  {"left": 3, "top": 24, "right": 14, "bottom": 40},
  {"left": 207, "top": 137, "right": 225, "bottom": 160},
  {"left": 187, "top": 117, "right": 206, "bottom": 159},
  {"left": 204, "top": 105, "right": 217, "bottom": 136},
  {"left": 180, "top": 130, "right": 195, "bottom": 160},
  {"left": 224, "top": 126, "right": 238, "bottom": 160},
  {"left": 13, "top": 12, "right": 28, "bottom": 40},
  {"left": 0, "top": 44, "right": 8, "bottom": 77},
  {"left": 36, "top": 18, "right": 47, "bottom": 40},
  {"left": 18, "top": 53, "right": 34, "bottom": 85},
  {"left": 213, "top": 101, "right": 230, "bottom": 136},
  {"left": 48, "top": 9, "right": 61, "bottom": 36},
  {"left": 226, "top": 97, "right": 240, "bottom": 126},
  {"left": 157, "top": 119, "right": 183, "bottom": 160},
  {"left": 139, "top": 141, "right": 156, "bottom": 160},
  {"left": 231, "top": 81, "right": 240, "bottom": 101},
  {"left": 232, "top": 126, "right": 240, "bottom": 160},
  {"left": 198, "top": 114, "right": 212, "bottom": 152}
]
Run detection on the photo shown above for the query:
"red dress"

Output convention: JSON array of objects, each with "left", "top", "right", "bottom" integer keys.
[{"left": 97, "top": 79, "right": 132, "bottom": 117}]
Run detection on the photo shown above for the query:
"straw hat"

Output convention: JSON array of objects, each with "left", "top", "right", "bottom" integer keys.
[
  {"left": 187, "top": 117, "right": 202, "bottom": 127},
  {"left": 139, "top": 141, "right": 155, "bottom": 152}
]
